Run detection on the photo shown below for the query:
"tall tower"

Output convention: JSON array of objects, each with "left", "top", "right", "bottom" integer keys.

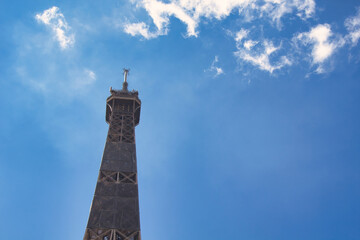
[{"left": 84, "top": 69, "right": 142, "bottom": 240}]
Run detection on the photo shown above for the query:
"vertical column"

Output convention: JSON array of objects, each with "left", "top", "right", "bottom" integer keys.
[{"left": 84, "top": 99, "right": 141, "bottom": 240}]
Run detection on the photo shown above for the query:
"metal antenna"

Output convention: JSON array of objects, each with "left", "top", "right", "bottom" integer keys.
[
  {"left": 122, "top": 68, "right": 130, "bottom": 91},
  {"left": 123, "top": 68, "right": 130, "bottom": 83}
]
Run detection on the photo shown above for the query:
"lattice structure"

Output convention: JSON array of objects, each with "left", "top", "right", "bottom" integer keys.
[
  {"left": 107, "top": 110, "right": 135, "bottom": 144},
  {"left": 99, "top": 171, "right": 137, "bottom": 184},
  {"left": 84, "top": 83, "right": 142, "bottom": 240},
  {"left": 121, "top": 115, "right": 135, "bottom": 143},
  {"left": 84, "top": 228, "right": 140, "bottom": 240}
]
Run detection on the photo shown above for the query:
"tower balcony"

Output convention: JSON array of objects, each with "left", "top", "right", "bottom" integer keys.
[{"left": 106, "top": 88, "right": 141, "bottom": 126}]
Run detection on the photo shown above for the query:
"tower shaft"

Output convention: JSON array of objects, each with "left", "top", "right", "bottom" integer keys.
[{"left": 84, "top": 88, "right": 141, "bottom": 240}]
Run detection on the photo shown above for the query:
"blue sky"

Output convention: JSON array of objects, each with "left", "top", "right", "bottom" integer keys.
[{"left": 1, "top": 0, "right": 360, "bottom": 239}]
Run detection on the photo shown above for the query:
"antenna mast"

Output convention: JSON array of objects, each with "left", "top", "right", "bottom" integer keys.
[{"left": 122, "top": 68, "right": 130, "bottom": 91}]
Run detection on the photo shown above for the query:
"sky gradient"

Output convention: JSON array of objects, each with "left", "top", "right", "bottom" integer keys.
[{"left": 0, "top": 0, "right": 360, "bottom": 239}]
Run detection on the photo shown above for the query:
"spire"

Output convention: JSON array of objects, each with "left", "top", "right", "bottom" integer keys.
[{"left": 122, "top": 68, "right": 130, "bottom": 91}]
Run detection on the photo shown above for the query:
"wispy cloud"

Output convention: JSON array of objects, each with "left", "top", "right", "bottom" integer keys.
[
  {"left": 235, "top": 28, "right": 249, "bottom": 42},
  {"left": 124, "top": 22, "right": 163, "bottom": 39},
  {"left": 261, "top": 0, "right": 315, "bottom": 28},
  {"left": 345, "top": 7, "right": 360, "bottom": 46},
  {"left": 244, "top": 40, "right": 258, "bottom": 50},
  {"left": 16, "top": 65, "right": 97, "bottom": 98},
  {"left": 73, "top": 69, "right": 97, "bottom": 90},
  {"left": 205, "top": 56, "right": 224, "bottom": 77},
  {"left": 234, "top": 29, "right": 291, "bottom": 73},
  {"left": 35, "top": 6, "right": 75, "bottom": 49},
  {"left": 124, "top": 0, "right": 315, "bottom": 39},
  {"left": 295, "top": 24, "right": 345, "bottom": 73}
]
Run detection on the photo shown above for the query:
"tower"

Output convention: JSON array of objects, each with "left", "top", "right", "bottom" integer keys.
[{"left": 84, "top": 69, "right": 142, "bottom": 240}]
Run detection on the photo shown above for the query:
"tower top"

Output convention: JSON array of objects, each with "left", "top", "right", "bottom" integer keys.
[
  {"left": 107, "top": 68, "right": 141, "bottom": 125},
  {"left": 109, "top": 68, "right": 137, "bottom": 94}
]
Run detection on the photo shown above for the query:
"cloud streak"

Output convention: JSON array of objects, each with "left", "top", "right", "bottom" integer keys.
[
  {"left": 35, "top": 6, "right": 75, "bottom": 49},
  {"left": 124, "top": 0, "right": 315, "bottom": 39},
  {"left": 261, "top": 0, "right": 315, "bottom": 27},
  {"left": 345, "top": 8, "right": 360, "bottom": 46},
  {"left": 124, "top": 22, "right": 162, "bottom": 39},
  {"left": 16, "top": 65, "right": 97, "bottom": 98}
]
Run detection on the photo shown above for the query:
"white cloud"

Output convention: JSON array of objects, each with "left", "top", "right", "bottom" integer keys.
[
  {"left": 261, "top": 0, "right": 315, "bottom": 27},
  {"left": 345, "top": 8, "right": 360, "bottom": 46},
  {"left": 235, "top": 28, "right": 249, "bottom": 42},
  {"left": 35, "top": 6, "right": 75, "bottom": 49},
  {"left": 125, "top": 0, "right": 315, "bottom": 39},
  {"left": 124, "top": 22, "right": 163, "bottom": 39},
  {"left": 205, "top": 56, "right": 224, "bottom": 77},
  {"left": 294, "top": 0, "right": 316, "bottom": 18},
  {"left": 295, "top": 24, "right": 344, "bottom": 73},
  {"left": 234, "top": 30, "right": 291, "bottom": 73},
  {"left": 244, "top": 40, "right": 258, "bottom": 50}
]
